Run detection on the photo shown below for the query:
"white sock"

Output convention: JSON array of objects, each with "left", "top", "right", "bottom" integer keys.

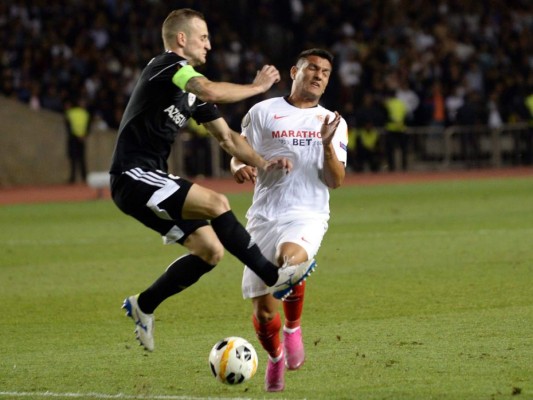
[
  {"left": 283, "top": 326, "right": 300, "bottom": 334},
  {"left": 269, "top": 349, "right": 284, "bottom": 363}
]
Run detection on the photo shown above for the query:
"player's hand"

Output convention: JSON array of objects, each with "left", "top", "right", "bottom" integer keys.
[
  {"left": 233, "top": 165, "right": 258, "bottom": 184},
  {"left": 264, "top": 157, "right": 293, "bottom": 174},
  {"left": 253, "top": 65, "right": 281, "bottom": 92},
  {"left": 321, "top": 111, "right": 341, "bottom": 146}
]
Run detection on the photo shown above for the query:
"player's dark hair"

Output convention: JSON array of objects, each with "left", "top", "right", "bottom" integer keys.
[{"left": 296, "top": 49, "right": 334, "bottom": 66}]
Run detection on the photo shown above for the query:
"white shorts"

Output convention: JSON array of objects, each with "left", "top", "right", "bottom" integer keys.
[{"left": 241, "top": 217, "right": 328, "bottom": 299}]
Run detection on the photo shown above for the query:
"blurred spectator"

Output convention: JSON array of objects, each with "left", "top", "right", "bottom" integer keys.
[
  {"left": 0, "top": 0, "right": 531, "bottom": 172},
  {"left": 184, "top": 119, "right": 213, "bottom": 178},
  {"left": 29, "top": 82, "right": 41, "bottom": 111},
  {"left": 356, "top": 93, "right": 387, "bottom": 127},
  {"left": 343, "top": 102, "right": 357, "bottom": 172},
  {"left": 337, "top": 50, "right": 363, "bottom": 105},
  {"left": 521, "top": 89, "right": 533, "bottom": 164},
  {"left": 351, "top": 93, "right": 387, "bottom": 171},
  {"left": 464, "top": 61, "right": 485, "bottom": 95},
  {"left": 428, "top": 81, "right": 447, "bottom": 128},
  {"left": 41, "top": 85, "right": 64, "bottom": 113},
  {"left": 331, "top": 30, "right": 359, "bottom": 65},
  {"left": 445, "top": 86, "right": 465, "bottom": 126},
  {"left": 455, "top": 90, "right": 488, "bottom": 167},
  {"left": 64, "top": 97, "right": 92, "bottom": 184},
  {"left": 383, "top": 90, "right": 408, "bottom": 171},
  {"left": 396, "top": 79, "right": 420, "bottom": 126},
  {"left": 487, "top": 89, "right": 504, "bottom": 130},
  {"left": 456, "top": 91, "right": 488, "bottom": 126},
  {"left": 354, "top": 122, "right": 381, "bottom": 173}
]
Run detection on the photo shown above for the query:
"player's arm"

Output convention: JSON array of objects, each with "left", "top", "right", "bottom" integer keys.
[
  {"left": 323, "top": 142, "right": 345, "bottom": 189},
  {"left": 173, "top": 65, "right": 280, "bottom": 104},
  {"left": 203, "top": 118, "right": 292, "bottom": 174},
  {"left": 321, "top": 112, "right": 346, "bottom": 189},
  {"left": 230, "top": 141, "right": 258, "bottom": 184}
]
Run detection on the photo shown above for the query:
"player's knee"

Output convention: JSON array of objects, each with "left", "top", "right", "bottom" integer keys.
[
  {"left": 254, "top": 307, "right": 278, "bottom": 324},
  {"left": 210, "top": 192, "right": 231, "bottom": 216},
  {"left": 185, "top": 226, "right": 224, "bottom": 265},
  {"left": 197, "top": 240, "right": 224, "bottom": 265}
]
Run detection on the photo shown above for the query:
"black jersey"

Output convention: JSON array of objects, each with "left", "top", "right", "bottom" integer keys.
[{"left": 110, "top": 52, "right": 221, "bottom": 174}]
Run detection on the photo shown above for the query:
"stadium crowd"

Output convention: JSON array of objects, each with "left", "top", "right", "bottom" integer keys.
[{"left": 1, "top": 0, "right": 532, "bottom": 170}]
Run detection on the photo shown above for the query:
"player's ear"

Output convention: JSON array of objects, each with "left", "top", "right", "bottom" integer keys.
[
  {"left": 176, "top": 31, "right": 186, "bottom": 47},
  {"left": 290, "top": 66, "right": 297, "bottom": 80}
]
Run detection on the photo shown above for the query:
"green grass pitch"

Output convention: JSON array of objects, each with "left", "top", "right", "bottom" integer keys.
[{"left": 1, "top": 176, "right": 532, "bottom": 399}]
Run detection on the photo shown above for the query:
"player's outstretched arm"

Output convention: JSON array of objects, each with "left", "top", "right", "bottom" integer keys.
[
  {"left": 185, "top": 65, "right": 280, "bottom": 104},
  {"left": 204, "top": 118, "right": 292, "bottom": 174},
  {"left": 204, "top": 118, "right": 267, "bottom": 168}
]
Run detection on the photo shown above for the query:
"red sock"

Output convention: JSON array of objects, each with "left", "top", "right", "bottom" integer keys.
[
  {"left": 252, "top": 313, "right": 282, "bottom": 358},
  {"left": 283, "top": 280, "right": 306, "bottom": 329}
]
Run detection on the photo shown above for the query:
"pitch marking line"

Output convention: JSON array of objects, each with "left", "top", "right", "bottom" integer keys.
[{"left": 0, "top": 392, "right": 254, "bottom": 400}]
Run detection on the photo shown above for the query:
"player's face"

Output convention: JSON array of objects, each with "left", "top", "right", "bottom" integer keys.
[
  {"left": 292, "top": 55, "right": 332, "bottom": 100},
  {"left": 183, "top": 17, "right": 211, "bottom": 66}
]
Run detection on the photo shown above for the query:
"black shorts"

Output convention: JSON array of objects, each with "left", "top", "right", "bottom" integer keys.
[{"left": 110, "top": 168, "right": 208, "bottom": 244}]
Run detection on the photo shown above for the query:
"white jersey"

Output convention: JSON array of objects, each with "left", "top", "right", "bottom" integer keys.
[{"left": 241, "top": 96, "right": 348, "bottom": 223}]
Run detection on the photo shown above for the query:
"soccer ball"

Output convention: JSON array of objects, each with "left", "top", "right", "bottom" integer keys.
[{"left": 208, "top": 336, "right": 258, "bottom": 384}]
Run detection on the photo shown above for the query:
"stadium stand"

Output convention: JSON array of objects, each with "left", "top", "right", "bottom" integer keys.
[{"left": 0, "top": 0, "right": 531, "bottom": 185}]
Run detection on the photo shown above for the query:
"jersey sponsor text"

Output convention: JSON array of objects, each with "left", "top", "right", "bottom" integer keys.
[
  {"left": 164, "top": 105, "right": 188, "bottom": 127},
  {"left": 272, "top": 130, "right": 321, "bottom": 138}
]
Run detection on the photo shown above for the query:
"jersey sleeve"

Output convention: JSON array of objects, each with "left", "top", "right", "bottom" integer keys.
[
  {"left": 241, "top": 105, "right": 255, "bottom": 136},
  {"left": 240, "top": 105, "right": 261, "bottom": 150},
  {"left": 332, "top": 117, "right": 349, "bottom": 165},
  {"left": 192, "top": 102, "right": 221, "bottom": 124},
  {"left": 144, "top": 53, "right": 182, "bottom": 82},
  {"left": 241, "top": 112, "right": 251, "bottom": 138}
]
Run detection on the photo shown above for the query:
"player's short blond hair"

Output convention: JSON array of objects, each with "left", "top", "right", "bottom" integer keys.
[{"left": 162, "top": 8, "right": 205, "bottom": 50}]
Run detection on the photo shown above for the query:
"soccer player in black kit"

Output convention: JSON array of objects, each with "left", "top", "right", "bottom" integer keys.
[{"left": 109, "top": 8, "right": 316, "bottom": 352}]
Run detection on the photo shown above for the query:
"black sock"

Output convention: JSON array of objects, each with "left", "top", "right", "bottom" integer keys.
[
  {"left": 137, "top": 254, "right": 215, "bottom": 314},
  {"left": 211, "top": 210, "right": 278, "bottom": 286}
]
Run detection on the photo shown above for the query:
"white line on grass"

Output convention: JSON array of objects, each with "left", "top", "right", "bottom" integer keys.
[{"left": 0, "top": 392, "right": 266, "bottom": 400}]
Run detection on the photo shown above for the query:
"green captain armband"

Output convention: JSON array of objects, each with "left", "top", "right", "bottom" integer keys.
[{"left": 172, "top": 65, "right": 204, "bottom": 90}]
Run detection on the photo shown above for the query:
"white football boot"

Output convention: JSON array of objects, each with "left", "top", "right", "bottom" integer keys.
[
  {"left": 122, "top": 294, "right": 154, "bottom": 351},
  {"left": 271, "top": 259, "right": 316, "bottom": 300}
]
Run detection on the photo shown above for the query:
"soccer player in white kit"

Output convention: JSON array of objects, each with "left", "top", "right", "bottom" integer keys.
[{"left": 231, "top": 49, "right": 348, "bottom": 392}]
